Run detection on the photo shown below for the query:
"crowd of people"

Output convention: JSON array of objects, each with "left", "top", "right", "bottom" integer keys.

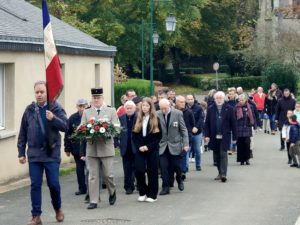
[{"left": 17, "top": 81, "right": 300, "bottom": 225}]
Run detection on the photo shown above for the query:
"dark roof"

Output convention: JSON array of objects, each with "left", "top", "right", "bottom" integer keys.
[{"left": 0, "top": 0, "right": 117, "bottom": 57}]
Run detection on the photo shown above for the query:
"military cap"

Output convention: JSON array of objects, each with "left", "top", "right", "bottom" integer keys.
[{"left": 91, "top": 88, "right": 103, "bottom": 96}]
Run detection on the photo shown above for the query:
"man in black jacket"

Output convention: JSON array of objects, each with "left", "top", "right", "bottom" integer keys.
[
  {"left": 186, "top": 95, "right": 204, "bottom": 171},
  {"left": 64, "top": 99, "right": 88, "bottom": 195}
]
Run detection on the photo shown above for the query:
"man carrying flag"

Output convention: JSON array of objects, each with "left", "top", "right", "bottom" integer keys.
[{"left": 17, "top": 1, "right": 67, "bottom": 225}]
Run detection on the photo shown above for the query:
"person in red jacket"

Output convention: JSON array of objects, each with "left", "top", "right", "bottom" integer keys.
[{"left": 253, "top": 87, "right": 266, "bottom": 130}]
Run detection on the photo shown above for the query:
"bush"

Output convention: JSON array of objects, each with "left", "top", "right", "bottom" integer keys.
[
  {"left": 219, "top": 65, "right": 230, "bottom": 74},
  {"left": 181, "top": 75, "right": 263, "bottom": 91},
  {"left": 114, "top": 79, "right": 150, "bottom": 108},
  {"left": 180, "top": 67, "right": 204, "bottom": 74},
  {"left": 262, "top": 63, "right": 299, "bottom": 93}
]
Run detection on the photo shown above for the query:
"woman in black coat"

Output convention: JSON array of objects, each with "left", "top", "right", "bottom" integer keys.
[
  {"left": 234, "top": 94, "right": 257, "bottom": 165},
  {"left": 132, "top": 97, "right": 162, "bottom": 202}
]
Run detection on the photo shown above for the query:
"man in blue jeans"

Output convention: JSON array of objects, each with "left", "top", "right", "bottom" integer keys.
[
  {"left": 18, "top": 81, "right": 67, "bottom": 225},
  {"left": 186, "top": 95, "right": 205, "bottom": 171}
]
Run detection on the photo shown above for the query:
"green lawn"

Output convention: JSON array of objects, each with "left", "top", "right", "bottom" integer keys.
[
  {"left": 191, "top": 73, "right": 229, "bottom": 79},
  {"left": 166, "top": 83, "right": 204, "bottom": 95}
]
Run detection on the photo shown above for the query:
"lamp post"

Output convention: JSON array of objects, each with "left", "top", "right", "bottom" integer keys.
[{"left": 149, "top": 4, "right": 177, "bottom": 95}]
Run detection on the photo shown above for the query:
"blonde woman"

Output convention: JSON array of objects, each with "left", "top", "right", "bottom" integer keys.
[{"left": 132, "top": 98, "right": 162, "bottom": 203}]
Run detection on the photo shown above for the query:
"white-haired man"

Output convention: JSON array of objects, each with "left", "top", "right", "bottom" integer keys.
[
  {"left": 204, "top": 91, "right": 237, "bottom": 182},
  {"left": 157, "top": 99, "right": 189, "bottom": 195},
  {"left": 119, "top": 101, "right": 137, "bottom": 194}
]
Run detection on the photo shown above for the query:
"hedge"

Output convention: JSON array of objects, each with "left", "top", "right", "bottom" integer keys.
[
  {"left": 181, "top": 75, "right": 263, "bottom": 91},
  {"left": 180, "top": 67, "right": 204, "bottom": 74},
  {"left": 114, "top": 79, "right": 150, "bottom": 108}
]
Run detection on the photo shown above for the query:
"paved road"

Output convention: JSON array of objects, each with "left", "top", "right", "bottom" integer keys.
[{"left": 1, "top": 132, "right": 300, "bottom": 225}]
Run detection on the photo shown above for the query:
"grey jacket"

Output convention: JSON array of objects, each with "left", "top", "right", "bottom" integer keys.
[{"left": 157, "top": 108, "right": 189, "bottom": 155}]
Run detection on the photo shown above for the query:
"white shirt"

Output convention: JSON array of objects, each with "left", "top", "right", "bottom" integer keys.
[{"left": 143, "top": 115, "right": 150, "bottom": 137}]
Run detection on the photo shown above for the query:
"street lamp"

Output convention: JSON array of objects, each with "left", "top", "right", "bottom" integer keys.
[
  {"left": 149, "top": 0, "right": 176, "bottom": 95},
  {"left": 165, "top": 15, "right": 177, "bottom": 32},
  {"left": 152, "top": 32, "right": 159, "bottom": 45}
]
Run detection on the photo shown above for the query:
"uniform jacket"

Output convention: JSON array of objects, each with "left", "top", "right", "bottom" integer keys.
[
  {"left": 17, "top": 101, "right": 67, "bottom": 162},
  {"left": 157, "top": 108, "right": 189, "bottom": 156},
  {"left": 81, "top": 105, "right": 120, "bottom": 158},
  {"left": 119, "top": 113, "right": 137, "bottom": 156},
  {"left": 204, "top": 103, "right": 237, "bottom": 151}
]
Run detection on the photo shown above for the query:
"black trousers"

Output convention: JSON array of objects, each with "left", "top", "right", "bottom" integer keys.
[
  {"left": 237, "top": 137, "right": 251, "bottom": 163},
  {"left": 122, "top": 150, "right": 135, "bottom": 191},
  {"left": 280, "top": 128, "right": 285, "bottom": 149},
  {"left": 214, "top": 140, "right": 228, "bottom": 176},
  {"left": 135, "top": 150, "right": 159, "bottom": 199},
  {"left": 73, "top": 154, "right": 87, "bottom": 193},
  {"left": 160, "top": 147, "right": 182, "bottom": 188}
]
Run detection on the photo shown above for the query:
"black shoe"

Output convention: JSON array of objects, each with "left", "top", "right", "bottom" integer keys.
[
  {"left": 280, "top": 147, "right": 284, "bottom": 151},
  {"left": 87, "top": 203, "right": 97, "bottom": 209},
  {"left": 169, "top": 183, "right": 174, "bottom": 188},
  {"left": 264, "top": 130, "right": 267, "bottom": 133},
  {"left": 125, "top": 189, "right": 133, "bottom": 195},
  {"left": 221, "top": 176, "right": 227, "bottom": 183},
  {"left": 290, "top": 164, "right": 298, "bottom": 167},
  {"left": 159, "top": 188, "right": 170, "bottom": 195},
  {"left": 196, "top": 167, "right": 201, "bottom": 171},
  {"left": 240, "top": 162, "right": 244, "bottom": 165},
  {"left": 288, "top": 160, "right": 292, "bottom": 164},
  {"left": 109, "top": 191, "right": 116, "bottom": 205},
  {"left": 246, "top": 161, "right": 250, "bottom": 165},
  {"left": 178, "top": 182, "right": 184, "bottom": 191},
  {"left": 213, "top": 162, "right": 217, "bottom": 166},
  {"left": 84, "top": 195, "right": 90, "bottom": 204},
  {"left": 102, "top": 183, "right": 107, "bottom": 189},
  {"left": 75, "top": 190, "right": 86, "bottom": 195}
]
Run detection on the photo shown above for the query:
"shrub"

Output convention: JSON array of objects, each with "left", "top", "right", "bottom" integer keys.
[
  {"left": 262, "top": 63, "right": 299, "bottom": 93},
  {"left": 114, "top": 79, "right": 150, "bottom": 108},
  {"left": 181, "top": 75, "right": 263, "bottom": 91},
  {"left": 180, "top": 67, "right": 204, "bottom": 74}
]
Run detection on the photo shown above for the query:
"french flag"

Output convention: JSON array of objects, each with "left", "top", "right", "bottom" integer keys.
[{"left": 42, "top": 0, "right": 63, "bottom": 103}]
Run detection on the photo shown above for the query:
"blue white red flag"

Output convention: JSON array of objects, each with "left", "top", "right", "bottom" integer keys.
[{"left": 42, "top": 0, "right": 63, "bottom": 103}]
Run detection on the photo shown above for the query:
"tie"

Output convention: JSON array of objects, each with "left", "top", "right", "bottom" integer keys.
[{"left": 97, "top": 109, "right": 100, "bottom": 115}]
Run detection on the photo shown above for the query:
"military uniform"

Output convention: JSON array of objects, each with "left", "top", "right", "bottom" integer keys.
[{"left": 81, "top": 88, "right": 120, "bottom": 208}]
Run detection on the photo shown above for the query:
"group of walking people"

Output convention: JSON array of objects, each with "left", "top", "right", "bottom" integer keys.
[{"left": 18, "top": 80, "right": 300, "bottom": 225}]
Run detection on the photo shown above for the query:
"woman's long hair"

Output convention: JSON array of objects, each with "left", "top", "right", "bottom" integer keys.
[{"left": 134, "top": 97, "right": 160, "bottom": 134}]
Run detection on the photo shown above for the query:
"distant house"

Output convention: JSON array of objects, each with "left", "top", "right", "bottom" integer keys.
[{"left": 0, "top": 0, "right": 116, "bottom": 183}]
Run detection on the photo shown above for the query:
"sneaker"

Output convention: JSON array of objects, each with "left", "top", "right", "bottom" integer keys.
[
  {"left": 191, "top": 158, "right": 195, "bottom": 163},
  {"left": 137, "top": 195, "right": 147, "bottom": 202},
  {"left": 290, "top": 164, "right": 298, "bottom": 167},
  {"left": 145, "top": 197, "right": 157, "bottom": 203}
]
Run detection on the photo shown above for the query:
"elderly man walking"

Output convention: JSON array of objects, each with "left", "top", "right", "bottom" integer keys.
[
  {"left": 18, "top": 81, "right": 67, "bottom": 225},
  {"left": 204, "top": 91, "right": 237, "bottom": 182},
  {"left": 119, "top": 100, "right": 137, "bottom": 194},
  {"left": 157, "top": 99, "right": 189, "bottom": 195}
]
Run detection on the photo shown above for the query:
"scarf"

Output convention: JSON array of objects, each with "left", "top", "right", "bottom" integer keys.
[{"left": 236, "top": 102, "right": 254, "bottom": 125}]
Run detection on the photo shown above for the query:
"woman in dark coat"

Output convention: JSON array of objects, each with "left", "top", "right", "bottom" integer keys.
[
  {"left": 234, "top": 93, "right": 257, "bottom": 165},
  {"left": 132, "top": 97, "right": 162, "bottom": 202}
]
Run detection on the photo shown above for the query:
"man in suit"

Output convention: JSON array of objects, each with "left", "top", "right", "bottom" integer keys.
[
  {"left": 204, "top": 91, "right": 237, "bottom": 182},
  {"left": 119, "top": 100, "right": 137, "bottom": 194},
  {"left": 157, "top": 99, "right": 189, "bottom": 195},
  {"left": 81, "top": 88, "right": 120, "bottom": 209}
]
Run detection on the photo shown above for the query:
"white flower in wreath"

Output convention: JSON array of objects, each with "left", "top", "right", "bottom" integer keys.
[
  {"left": 87, "top": 124, "right": 92, "bottom": 128},
  {"left": 99, "top": 127, "right": 106, "bottom": 133},
  {"left": 114, "top": 124, "right": 120, "bottom": 127},
  {"left": 173, "top": 122, "right": 178, "bottom": 128},
  {"left": 90, "top": 129, "right": 95, "bottom": 134}
]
